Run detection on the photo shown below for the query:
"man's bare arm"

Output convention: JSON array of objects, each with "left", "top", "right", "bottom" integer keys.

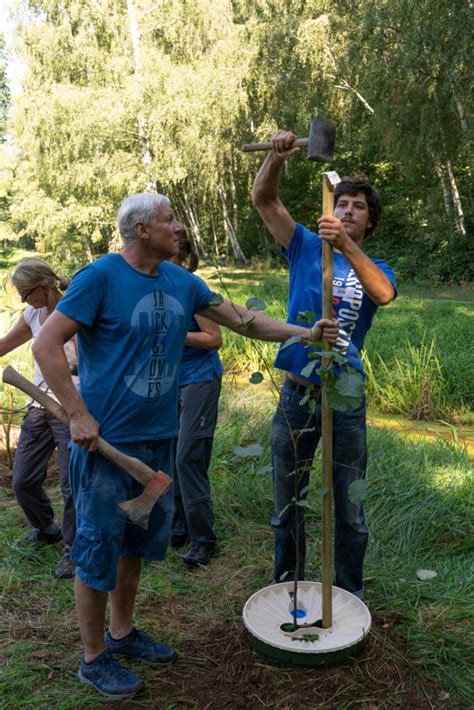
[
  {"left": 251, "top": 131, "right": 300, "bottom": 249},
  {"left": 32, "top": 311, "right": 99, "bottom": 450},
  {"left": 317, "top": 216, "right": 395, "bottom": 306},
  {"left": 199, "top": 300, "right": 338, "bottom": 344}
]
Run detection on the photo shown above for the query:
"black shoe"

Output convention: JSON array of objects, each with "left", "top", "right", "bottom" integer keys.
[
  {"left": 54, "top": 547, "right": 75, "bottom": 579},
  {"left": 182, "top": 543, "right": 215, "bottom": 566},
  {"left": 170, "top": 534, "right": 189, "bottom": 550},
  {"left": 16, "top": 522, "right": 62, "bottom": 548}
]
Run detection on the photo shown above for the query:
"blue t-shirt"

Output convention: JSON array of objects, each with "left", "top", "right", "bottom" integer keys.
[
  {"left": 274, "top": 223, "right": 397, "bottom": 383},
  {"left": 179, "top": 317, "right": 224, "bottom": 386},
  {"left": 56, "top": 253, "right": 215, "bottom": 443}
]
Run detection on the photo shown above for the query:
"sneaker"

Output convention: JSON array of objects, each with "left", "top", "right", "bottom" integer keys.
[
  {"left": 78, "top": 649, "right": 144, "bottom": 699},
  {"left": 182, "top": 543, "right": 215, "bottom": 566},
  {"left": 16, "top": 522, "right": 62, "bottom": 548},
  {"left": 54, "top": 547, "right": 75, "bottom": 579},
  {"left": 106, "top": 627, "right": 177, "bottom": 664}
]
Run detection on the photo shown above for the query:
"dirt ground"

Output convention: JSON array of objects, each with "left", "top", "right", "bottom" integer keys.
[{"left": 0, "top": 448, "right": 465, "bottom": 709}]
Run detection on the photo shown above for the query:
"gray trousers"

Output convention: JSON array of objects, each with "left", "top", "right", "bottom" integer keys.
[
  {"left": 12, "top": 406, "right": 76, "bottom": 547},
  {"left": 172, "top": 376, "right": 221, "bottom": 547}
]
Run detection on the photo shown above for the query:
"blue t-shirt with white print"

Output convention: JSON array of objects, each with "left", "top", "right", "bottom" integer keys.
[
  {"left": 274, "top": 223, "right": 396, "bottom": 384},
  {"left": 179, "top": 316, "right": 224, "bottom": 387},
  {"left": 56, "top": 253, "right": 215, "bottom": 443}
]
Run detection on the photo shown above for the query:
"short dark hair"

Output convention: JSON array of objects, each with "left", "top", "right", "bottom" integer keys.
[{"left": 334, "top": 175, "right": 382, "bottom": 235}]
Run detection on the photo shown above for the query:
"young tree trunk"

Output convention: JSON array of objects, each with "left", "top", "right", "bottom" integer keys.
[
  {"left": 127, "top": 0, "right": 155, "bottom": 193},
  {"left": 445, "top": 160, "right": 466, "bottom": 237},
  {"left": 218, "top": 184, "right": 246, "bottom": 263}
]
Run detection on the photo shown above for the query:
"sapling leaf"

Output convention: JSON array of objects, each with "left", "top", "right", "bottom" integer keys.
[
  {"left": 298, "top": 427, "right": 316, "bottom": 434},
  {"left": 296, "top": 499, "right": 309, "bottom": 507},
  {"left": 256, "top": 464, "right": 273, "bottom": 475},
  {"left": 249, "top": 371, "right": 264, "bottom": 385},
  {"left": 280, "top": 334, "right": 304, "bottom": 350},
  {"left": 327, "top": 370, "right": 365, "bottom": 412},
  {"left": 348, "top": 479, "right": 367, "bottom": 505},
  {"left": 300, "top": 360, "right": 318, "bottom": 379},
  {"left": 416, "top": 569, "right": 438, "bottom": 581},
  {"left": 297, "top": 310, "right": 315, "bottom": 323},
  {"left": 233, "top": 443, "right": 263, "bottom": 458},
  {"left": 319, "top": 486, "right": 329, "bottom": 497},
  {"left": 246, "top": 297, "right": 267, "bottom": 311},
  {"left": 279, "top": 571, "right": 289, "bottom": 581},
  {"left": 299, "top": 395, "right": 309, "bottom": 406},
  {"left": 208, "top": 292, "right": 224, "bottom": 306},
  {"left": 234, "top": 316, "right": 255, "bottom": 328},
  {"left": 300, "top": 485, "right": 310, "bottom": 497},
  {"left": 278, "top": 496, "right": 297, "bottom": 518}
]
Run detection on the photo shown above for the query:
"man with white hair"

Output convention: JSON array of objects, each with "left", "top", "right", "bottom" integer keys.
[{"left": 33, "top": 192, "right": 339, "bottom": 699}]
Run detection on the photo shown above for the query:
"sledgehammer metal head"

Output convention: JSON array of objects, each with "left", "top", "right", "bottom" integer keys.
[
  {"left": 307, "top": 119, "right": 336, "bottom": 163},
  {"left": 241, "top": 118, "right": 336, "bottom": 163}
]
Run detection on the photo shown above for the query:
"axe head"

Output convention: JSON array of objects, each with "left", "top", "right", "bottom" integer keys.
[
  {"left": 307, "top": 119, "right": 336, "bottom": 163},
  {"left": 119, "top": 473, "right": 173, "bottom": 529}
]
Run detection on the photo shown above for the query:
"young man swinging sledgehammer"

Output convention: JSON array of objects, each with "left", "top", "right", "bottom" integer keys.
[
  {"left": 251, "top": 129, "right": 397, "bottom": 598},
  {"left": 32, "top": 192, "right": 339, "bottom": 700}
]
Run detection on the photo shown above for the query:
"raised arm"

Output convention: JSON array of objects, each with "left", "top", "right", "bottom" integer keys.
[
  {"left": 32, "top": 311, "right": 99, "bottom": 450},
  {"left": 0, "top": 315, "right": 32, "bottom": 356},
  {"left": 185, "top": 315, "right": 222, "bottom": 351},
  {"left": 251, "top": 130, "right": 299, "bottom": 249},
  {"left": 317, "top": 215, "right": 395, "bottom": 306},
  {"left": 198, "top": 300, "right": 339, "bottom": 345}
]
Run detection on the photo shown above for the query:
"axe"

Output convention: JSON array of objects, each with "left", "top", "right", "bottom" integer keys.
[
  {"left": 242, "top": 118, "right": 339, "bottom": 628},
  {"left": 2, "top": 366, "right": 173, "bottom": 529}
]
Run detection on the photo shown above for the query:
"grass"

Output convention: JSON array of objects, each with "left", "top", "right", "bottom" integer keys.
[
  {"left": 0, "top": 383, "right": 473, "bottom": 707},
  {"left": 198, "top": 266, "right": 474, "bottom": 424}
]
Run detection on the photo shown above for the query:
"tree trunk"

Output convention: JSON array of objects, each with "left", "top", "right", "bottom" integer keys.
[
  {"left": 127, "top": 0, "right": 155, "bottom": 193},
  {"left": 218, "top": 184, "right": 246, "bottom": 263}
]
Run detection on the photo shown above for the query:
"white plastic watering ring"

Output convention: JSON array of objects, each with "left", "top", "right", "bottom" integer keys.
[{"left": 243, "top": 581, "right": 371, "bottom": 665}]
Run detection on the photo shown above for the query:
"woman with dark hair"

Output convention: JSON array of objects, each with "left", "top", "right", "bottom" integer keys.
[
  {"left": 170, "top": 231, "right": 223, "bottom": 565},
  {"left": 0, "top": 257, "right": 77, "bottom": 579}
]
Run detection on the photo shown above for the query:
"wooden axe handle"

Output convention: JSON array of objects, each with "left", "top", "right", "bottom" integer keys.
[
  {"left": 242, "top": 137, "right": 309, "bottom": 152},
  {"left": 2, "top": 366, "right": 172, "bottom": 492}
]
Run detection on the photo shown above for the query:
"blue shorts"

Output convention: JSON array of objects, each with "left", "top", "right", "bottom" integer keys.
[{"left": 69, "top": 440, "right": 174, "bottom": 592}]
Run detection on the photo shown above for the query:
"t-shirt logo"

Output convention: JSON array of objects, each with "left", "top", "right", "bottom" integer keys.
[
  {"left": 124, "top": 290, "right": 185, "bottom": 400},
  {"left": 333, "top": 269, "right": 364, "bottom": 352}
]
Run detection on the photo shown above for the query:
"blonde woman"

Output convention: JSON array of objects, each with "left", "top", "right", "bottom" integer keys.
[{"left": 0, "top": 258, "right": 78, "bottom": 579}]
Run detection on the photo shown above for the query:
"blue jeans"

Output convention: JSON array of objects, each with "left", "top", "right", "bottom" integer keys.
[{"left": 271, "top": 381, "right": 368, "bottom": 596}]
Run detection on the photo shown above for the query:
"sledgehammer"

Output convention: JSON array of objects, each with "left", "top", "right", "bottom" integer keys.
[
  {"left": 242, "top": 118, "right": 336, "bottom": 162},
  {"left": 2, "top": 366, "right": 173, "bottom": 529}
]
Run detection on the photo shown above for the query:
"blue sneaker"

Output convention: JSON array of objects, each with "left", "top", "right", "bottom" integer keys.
[
  {"left": 78, "top": 649, "right": 144, "bottom": 699},
  {"left": 106, "top": 627, "right": 177, "bottom": 664}
]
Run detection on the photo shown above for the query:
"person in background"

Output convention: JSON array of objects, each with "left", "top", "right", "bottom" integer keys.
[
  {"left": 170, "top": 229, "right": 223, "bottom": 566},
  {"left": 0, "top": 257, "right": 77, "bottom": 579}
]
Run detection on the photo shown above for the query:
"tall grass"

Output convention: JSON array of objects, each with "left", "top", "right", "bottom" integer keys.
[{"left": 201, "top": 267, "right": 474, "bottom": 424}]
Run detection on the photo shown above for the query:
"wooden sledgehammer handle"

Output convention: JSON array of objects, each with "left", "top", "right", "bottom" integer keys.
[
  {"left": 2, "top": 366, "right": 173, "bottom": 494},
  {"left": 242, "top": 137, "right": 309, "bottom": 152}
]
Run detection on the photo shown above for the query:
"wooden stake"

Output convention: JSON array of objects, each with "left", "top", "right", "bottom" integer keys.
[{"left": 321, "top": 174, "right": 335, "bottom": 628}]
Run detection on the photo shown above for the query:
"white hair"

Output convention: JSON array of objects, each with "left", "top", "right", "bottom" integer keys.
[{"left": 117, "top": 193, "right": 170, "bottom": 246}]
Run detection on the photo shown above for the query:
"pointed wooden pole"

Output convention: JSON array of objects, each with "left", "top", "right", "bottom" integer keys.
[{"left": 321, "top": 171, "right": 340, "bottom": 628}]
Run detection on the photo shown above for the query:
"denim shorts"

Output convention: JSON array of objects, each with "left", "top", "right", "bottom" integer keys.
[{"left": 69, "top": 440, "right": 174, "bottom": 592}]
